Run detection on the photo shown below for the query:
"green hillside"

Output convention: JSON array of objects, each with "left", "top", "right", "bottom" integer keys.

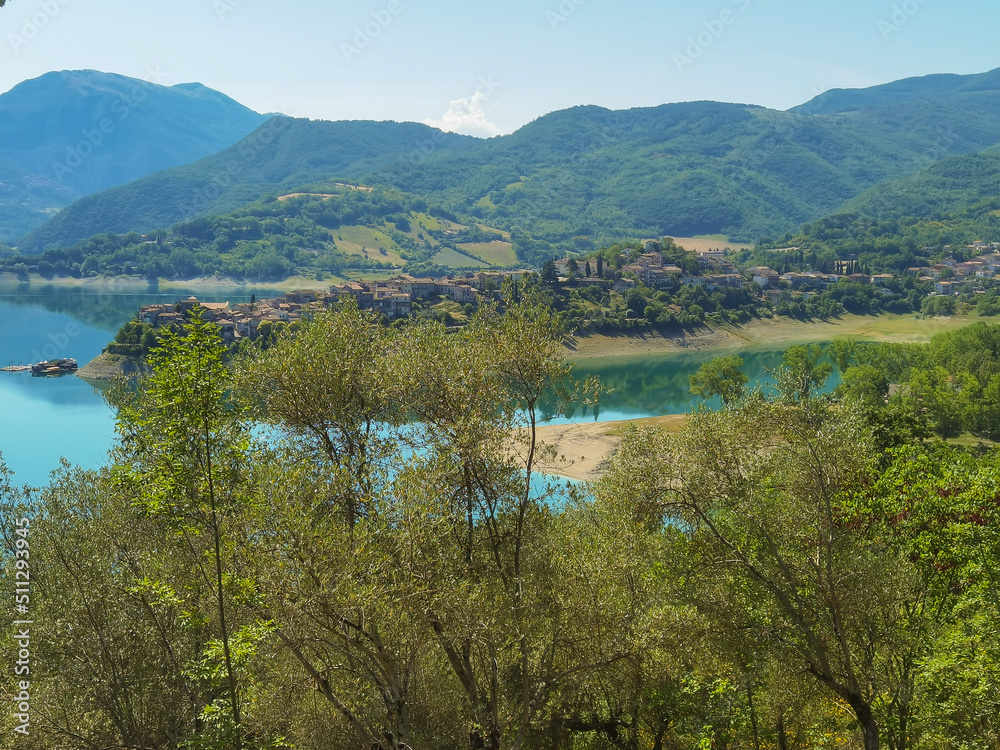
[
  {"left": 20, "top": 67, "right": 1000, "bottom": 258},
  {"left": 0, "top": 184, "right": 527, "bottom": 282},
  {"left": 376, "top": 96, "right": 1000, "bottom": 246},
  {"left": 841, "top": 146, "right": 1000, "bottom": 220},
  {"left": 20, "top": 117, "right": 479, "bottom": 252}
]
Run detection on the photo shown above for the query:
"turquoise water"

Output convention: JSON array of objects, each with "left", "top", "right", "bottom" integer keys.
[
  {"left": 0, "top": 284, "right": 837, "bottom": 488},
  {"left": 545, "top": 346, "right": 839, "bottom": 425},
  {"left": 0, "top": 284, "right": 275, "bottom": 487}
]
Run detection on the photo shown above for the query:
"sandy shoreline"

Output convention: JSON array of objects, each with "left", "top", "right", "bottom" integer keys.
[
  {"left": 545, "top": 313, "right": 983, "bottom": 481},
  {"left": 565, "top": 313, "right": 980, "bottom": 360},
  {"left": 533, "top": 414, "right": 688, "bottom": 482}
]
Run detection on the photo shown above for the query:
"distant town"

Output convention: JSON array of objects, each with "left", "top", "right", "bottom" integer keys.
[
  {"left": 134, "top": 269, "right": 533, "bottom": 344},
  {"left": 129, "top": 238, "right": 1000, "bottom": 345}
]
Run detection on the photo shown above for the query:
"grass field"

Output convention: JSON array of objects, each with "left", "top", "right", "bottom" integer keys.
[
  {"left": 477, "top": 224, "right": 510, "bottom": 240},
  {"left": 333, "top": 226, "right": 406, "bottom": 265},
  {"left": 668, "top": 235, "right": 754, "bottom": 253},
  {"left": 431, "top": 247, "right": 490, "bottom": 269},
  {"left": 458, "top": 241, "right": 518, "bottom": 266}
]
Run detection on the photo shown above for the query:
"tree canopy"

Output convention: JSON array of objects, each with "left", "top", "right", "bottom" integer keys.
[{"left": 6, "top": 309, "right": 1000, "bottom": 749}]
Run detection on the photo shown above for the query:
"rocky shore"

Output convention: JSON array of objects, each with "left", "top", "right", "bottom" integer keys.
[{"left": 76, "top": 353, "right": 150, "bottom": 381}]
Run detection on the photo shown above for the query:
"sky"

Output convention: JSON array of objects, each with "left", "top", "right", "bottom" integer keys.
[{"left": 1, "top": 0, "right": 999, "bottom": 138}]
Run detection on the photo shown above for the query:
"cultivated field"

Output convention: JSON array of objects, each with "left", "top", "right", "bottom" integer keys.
[
  {"left": 668, "top": 235, "right": 754, "bottom": 253},
  {"left": 458, "top": 241, "right": 518, "bottom": 266},
  {"left": 568, "top": 313, "right": 985, "bottom": 359},
  {"left": 431, "top": 247, "right": 489, "bottom": 268}
]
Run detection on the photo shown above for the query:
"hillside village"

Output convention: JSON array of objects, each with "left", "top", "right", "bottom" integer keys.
[
  {"left": 134, "top": 270, "right": 534, "bottom": 344},
  {"left": 129, "top": 238, "right": 1000, "bottom": 345}
]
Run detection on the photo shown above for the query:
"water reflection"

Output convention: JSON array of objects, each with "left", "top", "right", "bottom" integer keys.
[
  {"left": 1, "top": 283, "right": 840, "bottom": 487},
  {"left": 546, "top": 347, "right": 840, "bottom": 424}
]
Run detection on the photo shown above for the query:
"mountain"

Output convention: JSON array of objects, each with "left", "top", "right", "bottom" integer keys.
[
  {"left": 0, "top": 70, "right": 271, "bottom": 241},
  {"left": 1, "top": 185, "right": 525, "bottom": 282},
  {"left": 19, "top": 117, "right": 480, "bottom": 252},
  {"left": 20, "top": 67, "right": 1000, "bottom": 256},
  {"left": 388, "top": 75, "right": 1000, "bottom": 245},
  {"left": 792, "top": 68, "right": 1000, "bottom": 115}
]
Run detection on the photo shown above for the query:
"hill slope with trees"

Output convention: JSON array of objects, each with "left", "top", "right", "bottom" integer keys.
[
  {"left": 21, "top": 67, "right": 1000, "bottom": 255},
  {"left": 19, "top": 117, "right": 479, "bottom": 253}
]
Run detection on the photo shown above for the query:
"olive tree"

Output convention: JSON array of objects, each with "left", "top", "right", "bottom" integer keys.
[
  {"left": 689, "top": 354, "right": 748, "bottom": 406},
  {"left": 596, "top": 400, "right": 926, "bottom": 750}
]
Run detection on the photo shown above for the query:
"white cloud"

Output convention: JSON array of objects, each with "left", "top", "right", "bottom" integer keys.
[{"left": 424, "top": 90, "right": 502, "bottom": 138}]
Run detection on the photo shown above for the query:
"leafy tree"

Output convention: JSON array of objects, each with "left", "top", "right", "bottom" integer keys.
[
  {"left": 829, "top": 337, "right": 858, "bottom": 373},
  {"left": 540, "top": 259, "right": 559, "bottom": 287},
  {"left": 905, "top": 366, "right": 973, "bottom": 439},
  {"left": 3, "top": 466, "right": 206, "bottom": 748},
  {"left": 239, "top": 298, "right": 400, "bottom": 532},
  {"left": 771, "top": 343, "right": 832, "bottom": 402},
  {"left": 111, "top": 312, "right": 258, "bottom": 749},
  {"left": 238, "top": 291, "right": 611, "bottom": 749},
  {"left": 838, "top": 363, "right": 889, "bottom": 410},
  {"left": 598, "top": 400, "right": 926, "bottom": 750},
  {"left": 689, "top": 354, "right": 748, "bottom": 405},
  {"left": 860, "top": 443, "right": 1000, "bottom": 749},
  {"left": 399, "top": 292, "right": 588, "bottom": 749}
]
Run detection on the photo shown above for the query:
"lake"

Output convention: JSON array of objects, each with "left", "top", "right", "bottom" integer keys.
[
  {"left": 0, "top": 284, "right": 831, "bottom": 487},
  {"left": 0, "top": 283, "right": 280, "bottom": 487}
]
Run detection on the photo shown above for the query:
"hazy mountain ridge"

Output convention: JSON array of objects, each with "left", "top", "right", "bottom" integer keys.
[
  {"left": 0, "top": 70, "right": 271, "bottom": 241},
  {"left": 793, "top": 68, "right": 1000, "bottom": 114}
]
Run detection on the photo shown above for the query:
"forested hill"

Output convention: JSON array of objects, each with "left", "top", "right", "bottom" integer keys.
[
  {"left": 841, "top": 145, "right": 1000, "bottom": 220},
  {"left": 751, "top": 207, "right": 1000, "bottom": 279},
  {"left": 22, "top": 67, "right": 1000, "bottom": 255},
  {"left": 373, "top": 94, "right": 1000, "bottom": 245},
  {"left": 793, "top": 67, "right": 1000, "bottom": 114},
  {"left": 20, "top": 117, "right": 480, "bottom": 253},
  {"left": 3, "top": 184, "right": 532, "bottom": 281},
  {"left": 0, "top": 70, "right": 271, "bottom": 241}
]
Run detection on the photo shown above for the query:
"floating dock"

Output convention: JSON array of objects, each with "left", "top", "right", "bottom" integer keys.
[
  {"left": 2, "top": 358, "right": 78, "bottom": 376},
  {"left": 31, "top": 358, "right": 79, "bottom": 376}
]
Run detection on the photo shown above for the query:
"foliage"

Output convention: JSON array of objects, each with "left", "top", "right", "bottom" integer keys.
[
  {"left": 13, "top": 296, "right": 1000, "bottom": 750},
  {"left": 596, "top": 399, "right": 931, "bottom": 750},
  {"left": 110, "top": 312, "right": 259, "bottom": 748},
  {"left": 689, "top": 354, "right": 748, "bottom": 405},
  {"left": 837, "top": 322, "right": 1000, "bottom": 440},
  {"left": 3, "top": 186, "right": 530, "bottom": 281},
  {"left": 770, "top": 343, "right": 833, "bottom": 402}
]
